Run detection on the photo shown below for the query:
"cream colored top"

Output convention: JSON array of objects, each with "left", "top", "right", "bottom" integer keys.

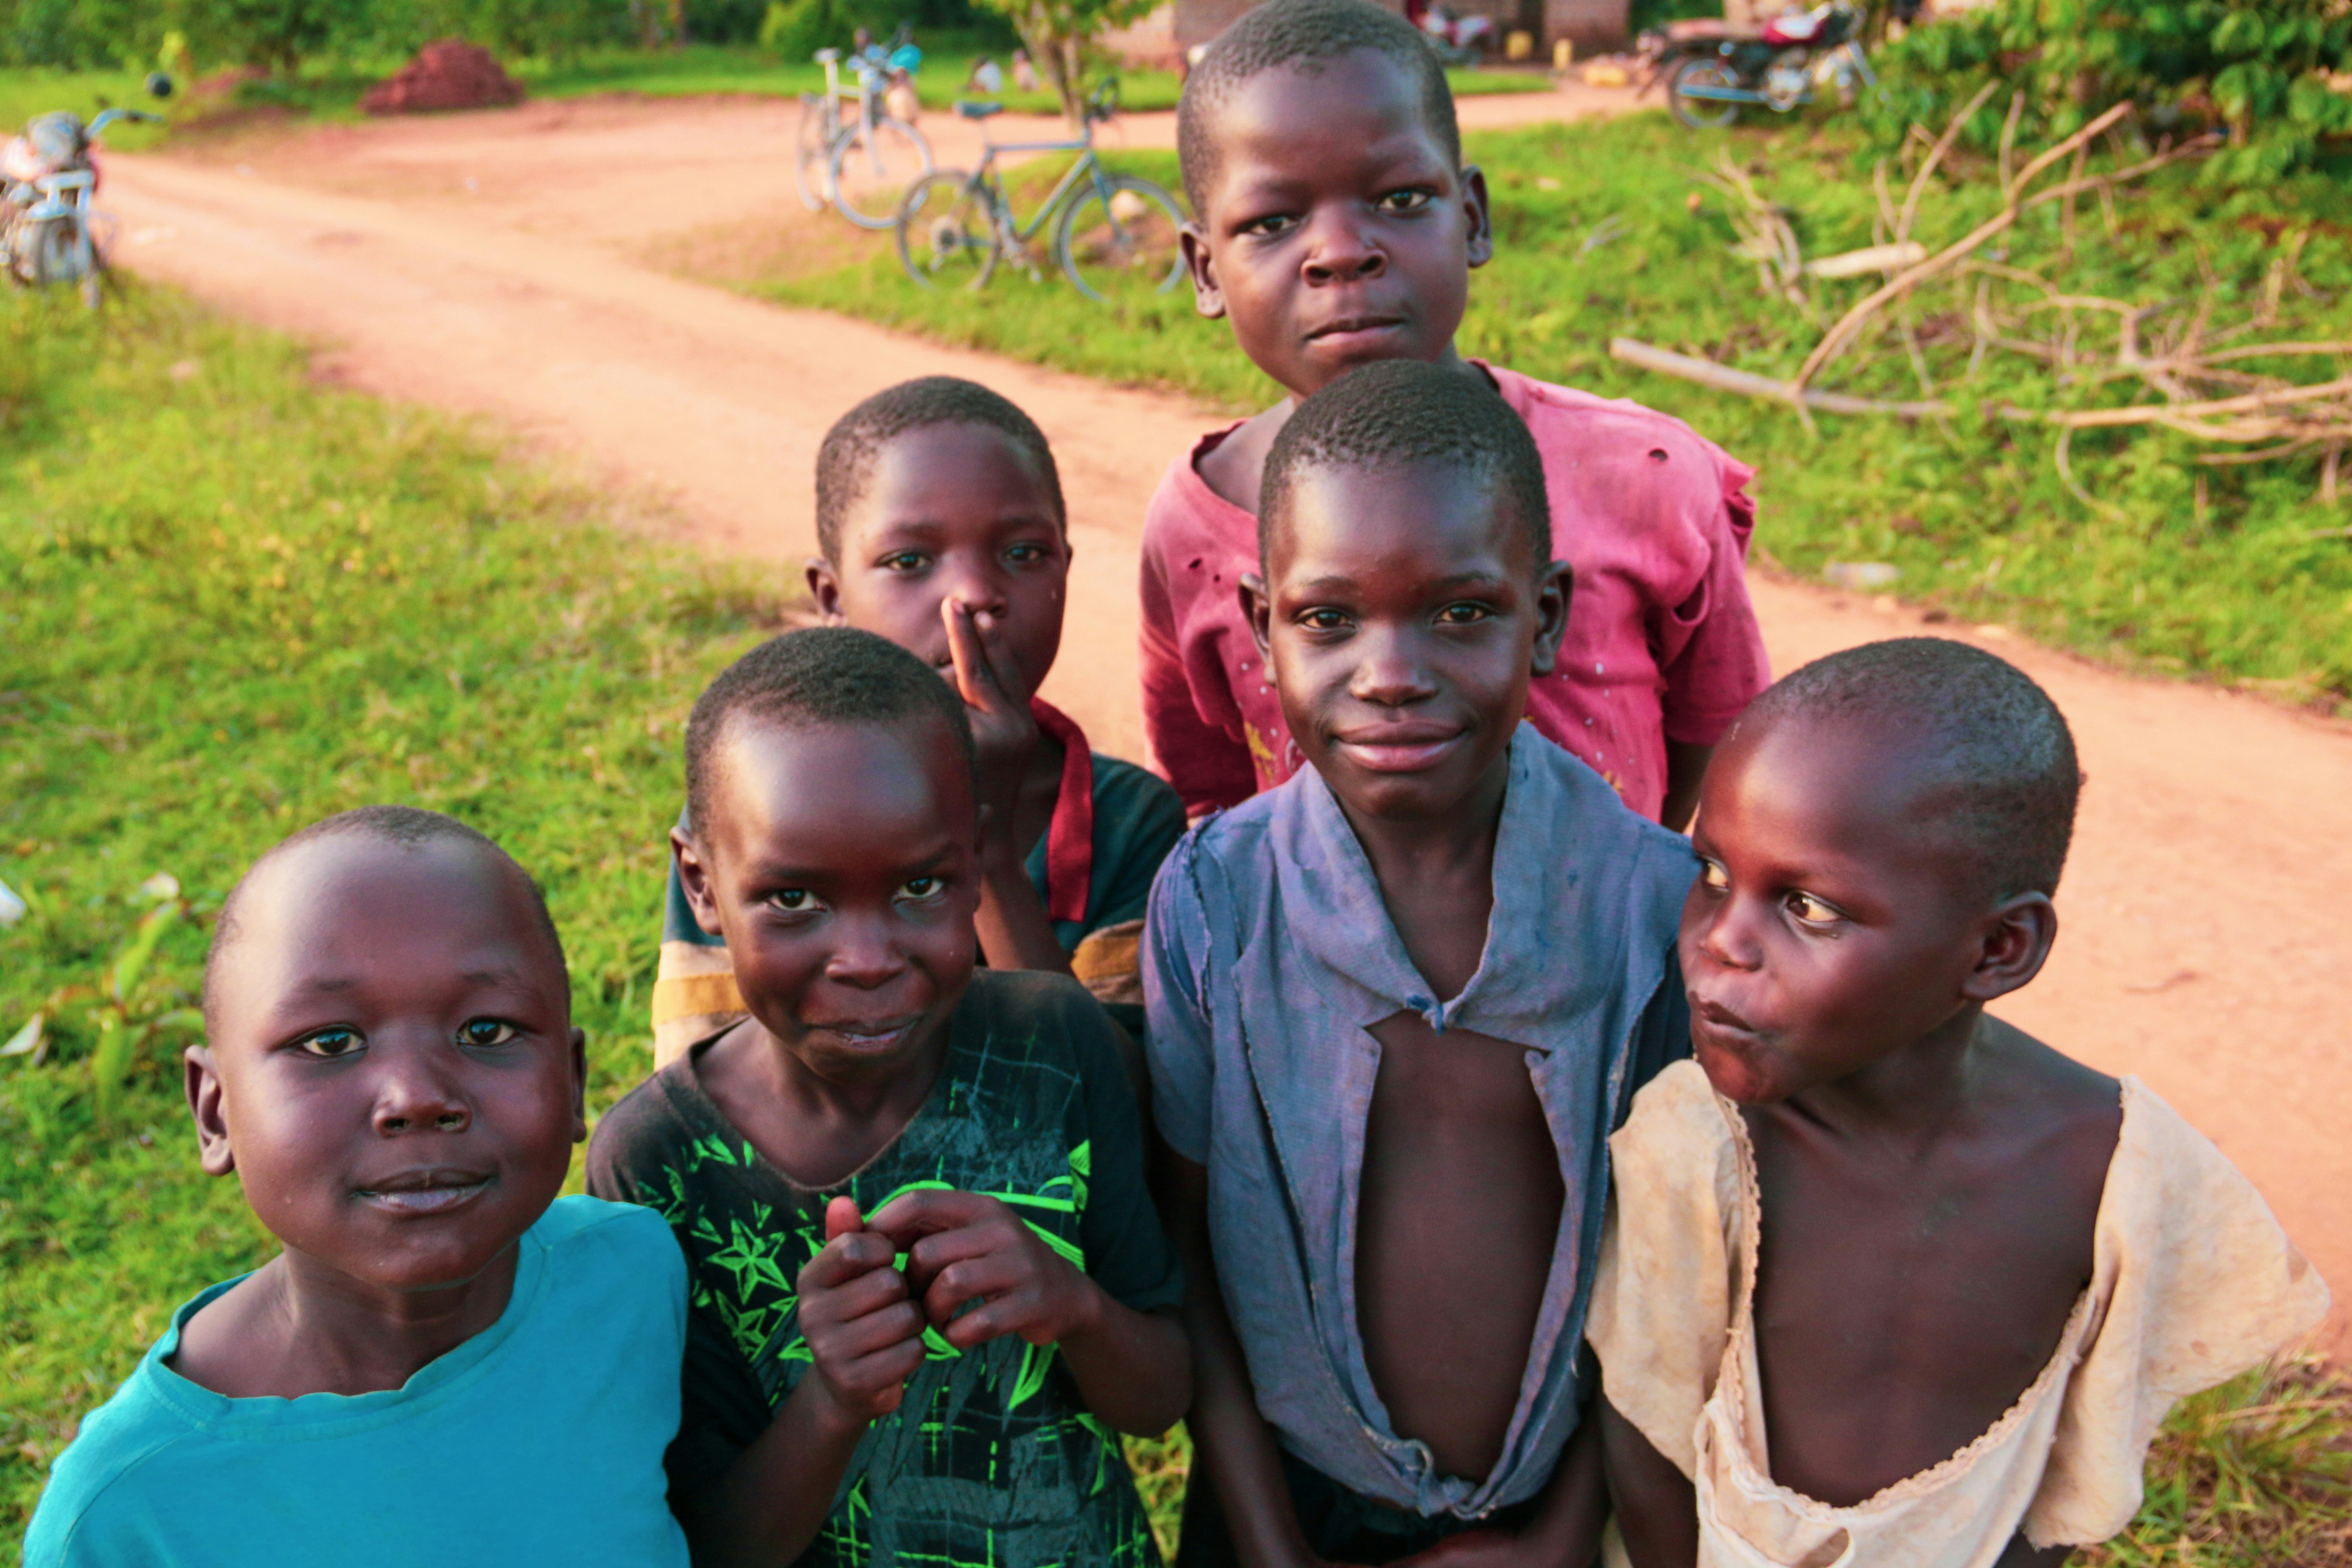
[{"left": 1588, "top": 1060, "right": 2329, "bottom": 1568}]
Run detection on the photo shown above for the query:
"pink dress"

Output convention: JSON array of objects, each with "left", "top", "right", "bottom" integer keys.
[{"left": 1137, "top": 363, "right": 1771, "bottom": 821}]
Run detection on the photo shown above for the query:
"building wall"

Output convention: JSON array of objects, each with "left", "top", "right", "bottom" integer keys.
[
  {"left": 1545, "top": 0, "right": 1630, "bottom": 53},
  {"left": 1164, "top": 0, "right": 1624, "bottom": 61},
  {"left": 1173, "top": 0, "right": 1406, "bottom": 52}
]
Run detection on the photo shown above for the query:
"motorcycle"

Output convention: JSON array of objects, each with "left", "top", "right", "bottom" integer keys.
[
  {"left": 1, "top": 73, "right": 172, "bottom": 306},
  {"left": 1416, "top": 3, "right": 1495, "bottom": 65},
  {"left": 1647, "top": 2, "right": 1873, "bottom": 129}
]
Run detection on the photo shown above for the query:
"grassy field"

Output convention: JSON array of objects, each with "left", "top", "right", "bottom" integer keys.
[{"left": 767, "top": 113, "right": 2352, "bottom": 714}]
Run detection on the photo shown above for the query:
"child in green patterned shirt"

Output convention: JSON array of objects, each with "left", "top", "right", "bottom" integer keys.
[{"left": 589, "top": 628, "right": 1189, "bottom": 1568}]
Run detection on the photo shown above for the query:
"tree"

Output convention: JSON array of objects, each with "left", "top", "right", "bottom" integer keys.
[
  {"left": 1866, "top": 0, "right": 2352, "bottom": 183},
  {"left": 970, "top": 0, "right": 1155, "bottom": 123}
]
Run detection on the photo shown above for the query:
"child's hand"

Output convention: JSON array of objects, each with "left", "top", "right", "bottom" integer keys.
[
  {"left": 795, "top": 1196, "right": 927, "bottom": 1432},
  {"left": 941, "top": 597, "right": 1041, "bottom": 858},
  {"left": 867, "top": 1189, "right": 1102, "bottom": 1350}
]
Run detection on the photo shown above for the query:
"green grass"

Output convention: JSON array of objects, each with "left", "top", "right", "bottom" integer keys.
[
  {"left": 0, "top": 279, "right": 790, "bottom": 1553},
  {"left": 763, "top": 113, "right": 2352, "bottom": 711}
]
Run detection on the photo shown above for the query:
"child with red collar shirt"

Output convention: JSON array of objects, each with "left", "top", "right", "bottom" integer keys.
[
  {"left": 652, "top": 378, "right": 1185, "bottom": 1063},
  {"left": 1142, "top": 0, "right": 1768, "bottom": 829}
]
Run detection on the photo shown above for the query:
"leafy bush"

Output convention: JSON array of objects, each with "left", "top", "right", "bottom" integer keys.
[{"left": 1866, "top": 0, "right": 2352, "bottom": 183}]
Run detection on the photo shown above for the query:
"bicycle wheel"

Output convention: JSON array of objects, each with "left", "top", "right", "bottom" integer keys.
[
  {"left": 1669, "top": 58, "right": 1741, "bottom": 130},
  {"left": 830, "top": 116, "right": 933, "bottom": 230},
  {"left": 794, "top": 95, "right": 832, "bottom": 211},
  {"left": 896, "top": 171, "right": 1001, "bottom": 290},
  {"left": 1054, "top": 173, "right": 1184, "bottom": 303}
]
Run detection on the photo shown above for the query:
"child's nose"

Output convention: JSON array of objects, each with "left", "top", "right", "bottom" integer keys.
[
  {"left": 824, "top": 914, "right": 910, "bottom": 989},
  {"left": 1300, "top": 214, "right": 1385, "bottom": 285},
  {"left": 371, "top": 1050, "right": 473, "bottom": 1136},
  {"left": 1348, "top": 629, "right": 1436, "bottom": 707}
]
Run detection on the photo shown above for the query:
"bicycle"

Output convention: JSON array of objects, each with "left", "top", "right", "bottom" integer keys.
[
  {"left": 796, "top": 46, "right": 932, "bottom": 231},
  {"left": 893, "top": 80, "right": 1185, "bottom": 303}
]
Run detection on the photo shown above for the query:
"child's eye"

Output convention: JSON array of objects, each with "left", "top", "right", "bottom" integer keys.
[
  {"left": 457, "top": 1018, "right": 521, "bottom": 1049},
  {"left": 1436, "top": 602, "right": 1492, "bottom": 625},
  {"left": 1238, "top": 212, "right": 1297, "bottom": 238},
  {"left": 294, "top": 1026, "right": 364, "bottom": 1059},
  {"left": 878, "top": 551, "right": 931, "bottom": 573},
  {"left": 766, "top": 889, "right": 821, "bottom": 914},
  {"left": 1375, "top": 189, "right": 1433, "bottom": 214},
  {"left": 1786, "top": 891, "right": 1844, "bottom": 927},
  {"left": 1004, "top": 542, "right": 1050, "bottom": 566},
  {"left": 1697, "top": 858, "right": 1730, "bottom": 894},
  {"left": 1297, "top": 607, "right": 1351, "bottom": 631},
  {"left": 898, "top": 876, "right": 948, "bottom": 903}
]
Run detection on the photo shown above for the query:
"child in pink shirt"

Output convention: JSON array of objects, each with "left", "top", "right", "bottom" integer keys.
[{"left": 1143, "top": 0, "right": 1767, "bottom": 827}]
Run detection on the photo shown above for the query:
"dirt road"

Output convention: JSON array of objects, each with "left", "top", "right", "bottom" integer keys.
[{"left": 104, "top": 98, "right": 2352, "bottom": 1351}]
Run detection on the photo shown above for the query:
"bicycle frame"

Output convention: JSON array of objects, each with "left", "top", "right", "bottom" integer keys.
[{"left": 962, "top": 133, "right": 1109, "bottom": 247}]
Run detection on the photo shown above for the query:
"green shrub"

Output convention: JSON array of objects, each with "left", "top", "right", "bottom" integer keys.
[{"left": 1866, "top": 0, "right": 2352, "bottom": 183}]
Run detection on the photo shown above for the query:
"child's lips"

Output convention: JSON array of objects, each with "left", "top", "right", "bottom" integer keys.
[
  {"left": 1305, "top": 313, "right": 1406, "bottom": 348},
  {"left": 1332, "top": 727, "right": 1466, "bottom": 773},
  {"left": 354, "top": 1170, "right": 495, "bottom": 1216},
  {"left": 809, "top": 1015, "right": 921, "bottom": 1050}
]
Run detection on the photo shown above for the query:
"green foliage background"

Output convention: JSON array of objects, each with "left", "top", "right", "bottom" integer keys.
[{"left": 1866, "top": 0, "right": 2352, "bottom": 183}]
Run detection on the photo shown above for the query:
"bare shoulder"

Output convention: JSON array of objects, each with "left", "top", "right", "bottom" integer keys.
[
  {"left": 1194, "top": 403, "right": 1287, "bottom": 514},
  {"left": 1977, "top": 1014, "right": 2123, "bottom": 1165},
  {"left": 167, "top": 1262, "right": 282, "bottom": 1396}
]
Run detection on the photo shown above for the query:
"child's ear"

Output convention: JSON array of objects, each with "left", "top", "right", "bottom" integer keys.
[
  {"left": 806, "top": 557, "right": 847, "bottom": 624},
  {"left": 1962, "top": 893, "right": 2058, "bottom": 1003},
  {"left": 673, "top": 827, "right": 726, "bottom": 940},
  {"left": 1460, "top": 164, "right": 1494, "bottom": 271},
  {"left": 185, "top": 1045, "right": 236, "bottom": 1177},
  {"left": 1528, "top": 558, "right": 1573, "bottom": 676},
  {"left": 1181, "top": 222, "right": 1228, "bottom": 321},
  {"left": 567, "top": 1026, "right": 588, "bottom": 1144},
  {"left": 1238, "top": 572, "right": 1274, "bottom": 661}
]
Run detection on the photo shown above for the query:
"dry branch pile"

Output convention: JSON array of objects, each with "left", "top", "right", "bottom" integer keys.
[{"left": 1614, "top": 90, "right": 2352, "bottom": 512}]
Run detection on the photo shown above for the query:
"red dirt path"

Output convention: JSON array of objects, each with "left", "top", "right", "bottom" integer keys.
[{"left": 101, "top": 95, "right": 2352, "bottom": 1351}]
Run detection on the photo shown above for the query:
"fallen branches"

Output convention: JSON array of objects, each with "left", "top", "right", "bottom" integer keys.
[{"left": 1620, "top": 98, "right": 2352, "bottom": 508}]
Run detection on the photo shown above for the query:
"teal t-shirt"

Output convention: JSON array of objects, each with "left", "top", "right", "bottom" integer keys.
[{"left": 24, "top": 1196, "right": 692, "bottom": 1568}]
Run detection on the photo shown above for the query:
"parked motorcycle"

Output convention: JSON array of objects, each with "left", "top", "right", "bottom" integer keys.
[
  {"left": 1648, "top": 3, "right": 1873, "bottom": 129},
  {"left": 1417, "top": 3, "right": 1495, "bottom": 65},
  {"left": 1, "top": 73, "right": 172, "bottom": 306}
]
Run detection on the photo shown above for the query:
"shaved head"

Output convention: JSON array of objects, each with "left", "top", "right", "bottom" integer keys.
[{"left": 204, "top": 806, "right": 564, "bottom": 1035}]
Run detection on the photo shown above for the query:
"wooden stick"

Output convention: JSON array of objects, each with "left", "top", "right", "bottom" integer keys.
[
  {"left": 1898, "top": 80, "right": 2000, "bottom": 242},
  {"left": 1792, "top": 103, "right": 2136, "bottom": 394},
  {"left": 1608, "top": 339, "right": 1948, "bottom": 417}
]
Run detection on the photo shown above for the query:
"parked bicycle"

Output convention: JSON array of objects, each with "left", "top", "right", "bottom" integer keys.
[
  {"left": 893, "top": 80, "right": 1184, "bottom": 303},
  {"left": 797, "top": 44, "right": 932, "bottom": 230},
  {"left": 0, "top": 74, "right": 172, "bottom": 308}
]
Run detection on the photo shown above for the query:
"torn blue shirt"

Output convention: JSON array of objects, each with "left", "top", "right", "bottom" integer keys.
[{"left": 1144, "top": 724, "right": 1696, "bottom": 1519}]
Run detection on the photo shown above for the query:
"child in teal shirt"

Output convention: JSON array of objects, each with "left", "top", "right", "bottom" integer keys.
[{"left": 26, "top": 808, "right": 688, "bottom": 1568}]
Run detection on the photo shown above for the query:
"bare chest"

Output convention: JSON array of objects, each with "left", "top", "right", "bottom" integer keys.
[
  {"left": 1745, "top": 1120, "right": 2107, "bottom": 1504},
  {"left": 1355, "top": 1012, "right": 1565, "bottom": 1479}
]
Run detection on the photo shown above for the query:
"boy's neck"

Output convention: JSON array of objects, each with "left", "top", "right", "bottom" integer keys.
[
  {"left": 709, "top": 1012, "right": 952, "bottom": 1189},
  {"left": 172, "top": 1242, "right": 522, "bottom": 1399},
  {"left": 1333, "top": 746, "right": 1509, "bottom": 1004},
  {"left": 1196, "top": 347, "right": 1486, "bottom": 516},
  {"left": 1779, "top": 1004, "right": 1992, "bottom": 1145}
]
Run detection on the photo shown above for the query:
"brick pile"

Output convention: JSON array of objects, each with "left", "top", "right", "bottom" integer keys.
[{"left": 360, "top": 40, "right": 526, "bottom": 116}]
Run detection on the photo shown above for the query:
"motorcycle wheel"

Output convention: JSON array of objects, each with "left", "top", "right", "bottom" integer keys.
[
  {"left": 22, "top": 214, "right": 85, "bottom": 287},
  {"left": 1669, "top": 58, "right": 1741, "bottom": 130}
]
